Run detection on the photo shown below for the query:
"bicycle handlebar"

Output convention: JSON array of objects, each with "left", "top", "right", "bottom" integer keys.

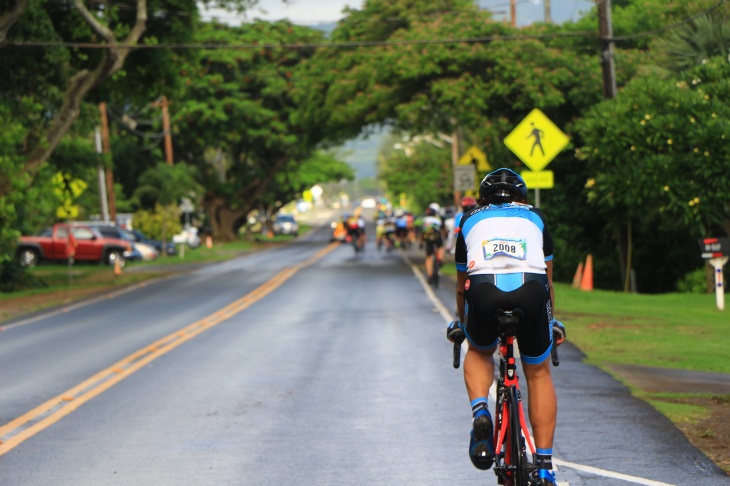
[
  {"left": 551, "top": 340, "right": 560, "bottom": 366},
  {"left": 453, "top": 340, "right": 462, "bottom": 369},
  {"left": 449, "top": 328, "right": 465, "bottom": 369}
]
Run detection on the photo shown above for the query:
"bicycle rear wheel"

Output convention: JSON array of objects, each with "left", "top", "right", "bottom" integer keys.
[{"left": 508, "top": 386, "right": 529, "bottom": 486}]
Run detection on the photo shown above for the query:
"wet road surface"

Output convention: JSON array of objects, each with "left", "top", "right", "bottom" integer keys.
[{"left": 0, "top": 222, "right": 727, "bottom": 485}]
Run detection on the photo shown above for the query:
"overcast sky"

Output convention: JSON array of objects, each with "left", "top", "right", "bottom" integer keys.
[{"left": 201, "top": 0, "right": 596, "bottom": 27}]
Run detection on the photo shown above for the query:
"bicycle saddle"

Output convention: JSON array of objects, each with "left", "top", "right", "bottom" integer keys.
[{"left": 494, "top": 308, "right": 525, "bottom": 337}]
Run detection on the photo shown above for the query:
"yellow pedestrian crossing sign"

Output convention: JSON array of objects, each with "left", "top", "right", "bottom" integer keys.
[
  {"left": 53, "top": 172, "right": 87, "bottom": 220},
  {"left": 458, "top": 146, "right": 491, "bottom": 173},
  {"left": 504, "top": 109, "right": 569, "bottom": 172},
  {"left": 52, "top": 172, "right": 87, "bottom": 199}
]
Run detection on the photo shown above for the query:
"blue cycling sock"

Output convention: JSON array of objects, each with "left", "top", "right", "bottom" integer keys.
[
  {"left": 536, "top": 447, "right": 553, "bottom": 470},
  {"left": 470, "top": 398, "right": 489, "bottom": 419}
]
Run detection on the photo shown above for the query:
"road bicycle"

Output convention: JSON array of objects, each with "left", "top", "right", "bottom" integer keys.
[{"left": 451, "top": 309, "right": 560, "bottom": 486}]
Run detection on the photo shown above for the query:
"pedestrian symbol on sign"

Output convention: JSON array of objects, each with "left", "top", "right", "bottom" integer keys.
[{"left": 528, "top": 123, "right": 545, "bottom": 157}]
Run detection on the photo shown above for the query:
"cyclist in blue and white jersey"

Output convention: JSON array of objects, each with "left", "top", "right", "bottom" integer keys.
[
  {"left": 448, "top": 168, "right": 565, "bottom": 486},
  {"left": 446, "top": 195, "right": 477, "bottom": 254}
]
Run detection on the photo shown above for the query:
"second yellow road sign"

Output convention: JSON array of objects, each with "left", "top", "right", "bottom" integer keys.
[{"left": 458, "top": 146, "right": 491, "bottom": 172}]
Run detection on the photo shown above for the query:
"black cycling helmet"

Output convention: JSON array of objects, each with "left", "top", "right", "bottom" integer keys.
[{"left": 479, "top": 168, "right": 528, "bottom": 203}]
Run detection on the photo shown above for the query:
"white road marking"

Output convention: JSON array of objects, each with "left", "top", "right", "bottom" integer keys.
[
  {"left": 554, "top": 459, "right": 675, "bottom": 485},
  {"left": 0, "top": 278, "right": 166, "bottom": 331}
]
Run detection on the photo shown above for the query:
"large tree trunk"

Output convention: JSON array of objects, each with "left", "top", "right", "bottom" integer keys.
[
  {"left": 20, "top": 0, "right": 147, "bottom": 191},
  {"left": 202, "top": 196, "right": 228, "bottom": 240},
  {"left": 216, "top": 207, "right": 246, "bottom": 241},
  {"left": 204, "top": 156, "right": 290, "bottom": 242}
]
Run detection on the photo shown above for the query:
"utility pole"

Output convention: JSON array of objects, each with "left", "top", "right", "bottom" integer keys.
[
  {"left": 98, "top": 102, "right": 117, "bottom": 223},
  {"left": 452, "top": 131, "right": 461, "bottom": 207},
  {"left": 597, "top": 0, "right": 617, "bottom": 99},
  {"left": 94, "top": 127, "right": 110, "bottom": 222},
  {"left": 544, "top": 0, "right": 551, "bottom": 23},
  {"left": 153, "top": 96, "right": 174, "bottom": 165},
  {"left": 598, "top": 0, "right": 630, "bottom": 290},
  {"left": 510, "top": 0, "right": 516, "bottom": 27}
]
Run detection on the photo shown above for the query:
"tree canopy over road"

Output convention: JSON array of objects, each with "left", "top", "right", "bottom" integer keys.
[{"left": 1, "top": 0, "right": 729, "bottom": 293}]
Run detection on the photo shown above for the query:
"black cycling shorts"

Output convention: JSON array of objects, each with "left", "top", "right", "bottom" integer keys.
[
  {"left": 424, "top": 238, "right": 443, "bottom": 256},
  {"left": 464, "top": 273, "right": 553, "bottom": 364}
]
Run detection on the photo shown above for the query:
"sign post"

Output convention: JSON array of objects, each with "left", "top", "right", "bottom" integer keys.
[
  {"left": 698, "top": 237, "right": 730, "bottom": 310},
  {"left": 503, "top": 109, "right": 569, "bottom": 206}
]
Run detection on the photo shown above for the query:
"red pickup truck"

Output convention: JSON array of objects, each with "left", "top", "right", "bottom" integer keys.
[{"left": 17, "top": 223, "right": 132, "bottom": 268}]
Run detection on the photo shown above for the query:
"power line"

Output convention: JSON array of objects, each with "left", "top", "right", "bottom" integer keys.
[
  {"left": 3, "top": 30, "right": 599, "bottom": 50},
  {"left": 5, "top": 0, "right": 727, "bottom": 51}
]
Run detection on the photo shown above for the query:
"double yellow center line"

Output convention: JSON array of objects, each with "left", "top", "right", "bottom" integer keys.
[{"left": 0, "top": 242, "right": 338, "bottom": 455}]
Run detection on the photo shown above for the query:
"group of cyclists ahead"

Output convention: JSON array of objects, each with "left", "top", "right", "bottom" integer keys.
[{"left": 372, "top": 197, "right": 478, "bottom": 286}]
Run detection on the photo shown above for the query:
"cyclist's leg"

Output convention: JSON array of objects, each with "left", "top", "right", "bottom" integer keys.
[
  {"left": 424, "top": 242, "right": 435, "bottom": 280},
  {"left": 435, "top": 239, "right": 445, "bottom": 267},
  {"left": 462, "top": 278, "right": 502, "bottom": 470},
  {"left": 522, "top": 361, "right": 557, "bottom": 449},
  {"left": 512, "top": 276, "right": 558, "bottom": 484},
  {"left": 463, "top": 346, "right": 495, "bottom": 400}
]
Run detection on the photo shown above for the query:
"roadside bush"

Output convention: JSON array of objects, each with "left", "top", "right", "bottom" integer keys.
[
  {"left": 0, "top": 261, "right": 46, "bottom": 293},
  {"left": 676, "top": 267, "right": 706, "bottom": 294},
  {"left": 133, "top": 204, "right": 182, "bottom": 241}
]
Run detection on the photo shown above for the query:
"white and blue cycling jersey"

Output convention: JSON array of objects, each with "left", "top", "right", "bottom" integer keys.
[{"left": 455, "top": 202, "right": 553, "bottom": 276}]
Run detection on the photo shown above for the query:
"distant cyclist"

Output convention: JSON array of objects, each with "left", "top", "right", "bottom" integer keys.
[
  {"left": 446, "top": 195, "right": 477, "bottom": 254},
  {"left": 448, "top": 168, "right": 565, "bottom": 485},
  {"left": 345, "top": 213, "right": 366, "bottom": 251},
  {"left": 420, "top": 203, "right": 445, "bottom": 284},
  {"left": 394, "top": 210, "right": 409, "bottom": 249}
]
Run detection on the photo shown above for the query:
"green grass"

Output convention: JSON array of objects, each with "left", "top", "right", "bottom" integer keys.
[
  {"left": 556, "top": 283, "right": 730, "bottom": 374},
  {"left": 440, "top": 260, "right": 729, "bottom": 375},
  {"left": 644, "top": 394, "right": 712, "bottom": 424},
  {"left": 135, "top": 239, "right": 257, "bottom": 266}
]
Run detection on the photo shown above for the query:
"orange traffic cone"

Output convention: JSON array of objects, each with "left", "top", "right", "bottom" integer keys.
[
  {"left": 580, "top": 254, "right": 593, "bottom": 291},
  {"left": 572, "top": 262, "right": 584, "bottom": 288},
  {"left": 206, "top": 235, "right": 213, "bottom": 249},
  {"left": 114, "top": 258, "right": 122, "bottom": 276}
]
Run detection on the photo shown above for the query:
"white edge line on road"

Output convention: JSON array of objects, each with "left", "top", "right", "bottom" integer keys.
[
  {"left": 554, "top": 459, "right": 675, "bottom": 485},
  {"left": 401, "top": 252, "right": 674, "bottom": 486},
  {"left": 401, "top": 252, "right": 497, "bottom": 404},
  {"left": 0, "top": 277, "right": 169, "bottom": 331}
]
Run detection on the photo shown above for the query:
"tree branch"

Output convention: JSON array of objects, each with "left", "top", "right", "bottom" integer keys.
[
  {"left": 0, "top": 0, "right": 28, "bottom": 43},
  {"left": 24, "top": 0, "right": 148, "bottom": 179}
]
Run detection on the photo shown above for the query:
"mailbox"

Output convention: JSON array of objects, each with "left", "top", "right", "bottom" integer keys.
[{"left": 698, "top": 237, "right": 730, "bottom": 259}]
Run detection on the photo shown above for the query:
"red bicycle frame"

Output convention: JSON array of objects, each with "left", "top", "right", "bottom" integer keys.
[{"left": 493, "top": 334, "right": 536, "bottom": 483}]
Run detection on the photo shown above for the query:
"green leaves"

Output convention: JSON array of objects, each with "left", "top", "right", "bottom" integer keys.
[{"left": 576, "top": 56, "right": 730, "bottom": 237}]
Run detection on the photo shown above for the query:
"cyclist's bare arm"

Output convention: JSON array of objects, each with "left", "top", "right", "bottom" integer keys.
[{"left": 456, "top": 270, "right": 467, "bottom": 324}]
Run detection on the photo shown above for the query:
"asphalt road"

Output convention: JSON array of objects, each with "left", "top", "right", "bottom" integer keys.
[{"left": 0, "top": 216, "right": 728, "bottom": 485}]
